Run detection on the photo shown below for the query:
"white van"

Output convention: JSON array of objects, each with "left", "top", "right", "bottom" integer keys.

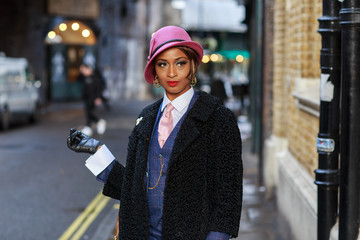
[{"left": 0, "top": 56, "right": 41, "bottom": 130}]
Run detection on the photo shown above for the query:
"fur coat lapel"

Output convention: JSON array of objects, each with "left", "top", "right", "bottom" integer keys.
[
  {"left": 137, "top": 91, "right": 220, "bottom": 167},
  {"left": 170, "top": 91, "right": 219, "bottom": 162},
  {"left": 135, "top": 98, "right": 161, "bottom": 141}
]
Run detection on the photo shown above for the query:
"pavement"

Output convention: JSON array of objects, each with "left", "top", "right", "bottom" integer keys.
[
  {"left": 233, "top": 139, "right": 292, "bottom": 240},
  {"left": 46, "top": 99, "right": 292, "bottom": 240}
]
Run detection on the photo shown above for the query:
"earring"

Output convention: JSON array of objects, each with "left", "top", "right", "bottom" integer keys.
[
  {"left": 154, "top": 75, "right": 161, "bottom": 88},
  {"left": 190, "top": 77, "right": 197, "bottom": 86}
]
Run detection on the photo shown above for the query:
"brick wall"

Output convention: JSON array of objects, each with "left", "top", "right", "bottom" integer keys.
[
  {"left": 272, "top": 0, "right": 287, "bottom": 138},
  {"left": 271, "top": 0, "right": 322, "bottom": 175}
]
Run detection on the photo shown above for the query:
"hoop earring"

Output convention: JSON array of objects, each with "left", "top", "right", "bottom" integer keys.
[
  {"left": 154, "top": 75, "right": 161, "bottom": 88},
  {"left": 190, "top": 77, "right": 197, "bottom": 87}
]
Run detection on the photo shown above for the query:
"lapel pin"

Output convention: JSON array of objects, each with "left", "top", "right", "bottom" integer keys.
[{"left": 136, "top": 117, "right": 143, "bottom": 126}]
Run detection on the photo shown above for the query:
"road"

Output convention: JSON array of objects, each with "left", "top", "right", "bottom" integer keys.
[{"left": 0, "top": 99, "right": 152, "bottom": 240}]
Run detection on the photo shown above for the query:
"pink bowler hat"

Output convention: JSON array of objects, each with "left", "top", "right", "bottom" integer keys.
[{"left": 144, "top": 26, "right": 204, "bottom": 84}]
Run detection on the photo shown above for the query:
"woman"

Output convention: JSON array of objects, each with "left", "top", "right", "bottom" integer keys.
[{"left": 67, "top": 26, "right": 243, "bottom": 240}]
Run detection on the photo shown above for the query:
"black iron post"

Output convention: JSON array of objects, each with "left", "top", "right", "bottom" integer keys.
[
  {"left": 249, "top": 0, "right": 264, "bottom": 184},
  {"left": 339, "top": 1, "right": 360, "bottom": 239},
  {"left": 315, "top": 1, "right": 341, "bottom": 240}
]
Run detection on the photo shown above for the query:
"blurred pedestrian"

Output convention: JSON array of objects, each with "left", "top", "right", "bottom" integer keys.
[
  {"left": 98, "top": 67, "right": 111, "bottom": 111},
  {"left": 67, "top": 26, "right": 242, "bottom": 240},
  {"left": 210, "top": 78, "right": 227, "bottom": 105},
  {"left": 78, "top": 63, "right": 106, "bottom": 136}
]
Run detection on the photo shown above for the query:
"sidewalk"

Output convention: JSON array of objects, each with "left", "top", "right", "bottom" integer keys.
[{"left": 234, "top": 139, "right": 292, "bottom": 240}]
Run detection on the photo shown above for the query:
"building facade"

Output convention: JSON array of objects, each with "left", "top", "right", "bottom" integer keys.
[
  {"left": 262, "top": 0, "right": 322, "bottom": 239},
  {"left": 0, "top": 0, "right": 181, "bottom": 103},
  {"left": 261, "top": 0, "right": 360, "bottom": 239}
]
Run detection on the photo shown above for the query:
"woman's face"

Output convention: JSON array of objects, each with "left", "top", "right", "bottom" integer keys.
[{"left": 154, "top": 47, "right": 192, "bottom": 101}]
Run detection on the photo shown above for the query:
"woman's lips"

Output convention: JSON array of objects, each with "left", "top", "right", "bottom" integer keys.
[{"left": 167, "top": 81, "right": 178, "bottom": 87}]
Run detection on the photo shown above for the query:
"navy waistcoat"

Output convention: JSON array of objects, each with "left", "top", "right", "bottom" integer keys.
[{"left": 146, "top": 92, "right": 199, "bottom": 239}]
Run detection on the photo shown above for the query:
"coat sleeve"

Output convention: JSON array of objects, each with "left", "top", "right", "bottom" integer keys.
[
  {"left": 102, "top": 161, "right": 125, "bottom": 200},
  {"left": 102, "top": 124, "right": 139, "bottom": 200},
  {"left": 102, "top": 107, "right": 151, "bottom": 200},
  {"left": 102, "top": 122, "right": 138, "bottom": 200},
  {"left": 209, "top": 107, "right": 243, "bottom": 238}
]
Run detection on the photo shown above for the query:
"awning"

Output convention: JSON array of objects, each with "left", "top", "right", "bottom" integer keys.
[{"left": 215, "top": 50, "right": 250, "bottom": 60}]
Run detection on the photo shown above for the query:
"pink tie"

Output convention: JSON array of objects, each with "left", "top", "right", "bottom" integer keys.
[{"left": 158, "top": 103, "right": 175, "bottom": 148}]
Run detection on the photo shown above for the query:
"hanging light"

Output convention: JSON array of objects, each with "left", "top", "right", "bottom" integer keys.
[
  {"left": 82, "top": 29, "right": 90, "bottom": 38},
  {"left": 71, "top": 22, "right": 80, "bottom": 31},
  {"left": 236, "top": 55, "right": 244, "bottom": 63},
  {"left": 59, "top": 23, "right": 67, "bottom": 31},
  {"left": 47, "top": 31, "right": 56, "bottom": 39},
  {"left": 202, "top": 55, "right": 210, "bottom": 63},
  {"left": 210, "top": 54, "right": 219, "bottom": 62}
]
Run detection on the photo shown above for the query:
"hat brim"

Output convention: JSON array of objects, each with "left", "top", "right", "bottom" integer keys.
[{"left": 144, "top": 41, "right": 203, "bottom": 84}]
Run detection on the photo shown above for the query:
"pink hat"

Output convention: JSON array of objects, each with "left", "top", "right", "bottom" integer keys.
[{"left": 144, "top": 26, "right": 204, "bottom": 84}]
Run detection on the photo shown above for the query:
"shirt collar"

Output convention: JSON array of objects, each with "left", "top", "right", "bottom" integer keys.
[{"left": 161, "top": 87, "right": 194, "bottom": 112}]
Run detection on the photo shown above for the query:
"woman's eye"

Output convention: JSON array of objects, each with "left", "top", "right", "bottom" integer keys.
[
  {"left": 176, "top": 61, "right": 188, "bottom": 67},
  {"left": 157, "top": 62, "right": 167, "bottom": 67}
]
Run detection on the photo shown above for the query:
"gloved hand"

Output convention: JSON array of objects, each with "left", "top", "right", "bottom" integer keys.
[{"left": 67, "top": 128, "right": 100, "bottom": 154}]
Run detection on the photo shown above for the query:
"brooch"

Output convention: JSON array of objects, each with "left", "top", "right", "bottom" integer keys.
[{"left": 136, "top": 117, "right": 143, "bottom": 126}]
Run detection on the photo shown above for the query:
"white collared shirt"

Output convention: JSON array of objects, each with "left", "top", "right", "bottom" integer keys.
[{"left": 160, "top": 87, "right": 194, "bottom": 129}]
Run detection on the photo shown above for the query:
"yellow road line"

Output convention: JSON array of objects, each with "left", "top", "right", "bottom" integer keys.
[
  {"left": 58, "top": 191, "right": 109, "bottom": 240},
  {"left": 71, "top": 196, "right": 110, "bottom": 240}
]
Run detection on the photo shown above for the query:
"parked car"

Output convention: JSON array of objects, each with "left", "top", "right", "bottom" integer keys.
[{"left": 0, "top": 56, "right": 41, "bottom": 130}]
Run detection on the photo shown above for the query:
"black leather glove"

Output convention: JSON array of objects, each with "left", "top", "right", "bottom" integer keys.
[{"left": 67, "top": 128, "right": 100, "bottom": 154}]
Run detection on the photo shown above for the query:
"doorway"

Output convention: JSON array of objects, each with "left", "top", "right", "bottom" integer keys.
[{"left": 45, "top": 20, "right": 97, "bottom": 100}]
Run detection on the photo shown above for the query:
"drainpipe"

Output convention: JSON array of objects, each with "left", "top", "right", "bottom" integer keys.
[
  {"left": 250, "top": 0, "right": 264, "bottom": 184},
  {"left": 315, "top": 1, "right": 341, "bottom": 240},
  {"left": 338, "top": 1, "right": 360, "bottom": 239}
]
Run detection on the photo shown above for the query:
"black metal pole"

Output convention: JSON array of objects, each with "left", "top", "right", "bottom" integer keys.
[
  {"left": 315, "top": 1, "right": 341, "bottom": 240},
  {"left": 339, "top": 1, "right": 360, "bottom": 239},
  {"left": 249, "top": 0, "right": 264, "bottom": 184}
]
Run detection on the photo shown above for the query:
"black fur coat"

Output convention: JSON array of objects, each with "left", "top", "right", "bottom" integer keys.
[{"left": 103, "top": 91, "right": 243, "bottom": 240}]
